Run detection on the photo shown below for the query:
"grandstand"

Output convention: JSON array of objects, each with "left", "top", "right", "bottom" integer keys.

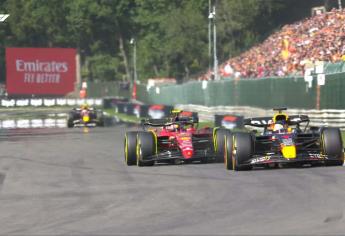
[{"left": 201, "top": 8, "right": 345, "bottom": 80}]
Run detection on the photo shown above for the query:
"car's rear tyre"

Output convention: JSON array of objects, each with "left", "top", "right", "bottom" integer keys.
[
  {"left": 67, "top": 111, "right": 76, "bottom": 128},
  {"left": 98, "top": 117, "right": 105, "bottom": 127},
  {"left": 231, "top": 132, "right": 253, "bottom": 171},
  {"left": 67, "top": 118, "right": 74, "bottom": 128},
  {"left": 200, "top": 156, "right": 208, "bottom": 164},
  {"left": 136, "top": 131, "right": 156, "bottom": 166},
  {"left": 214, "top": 128, "right": 231, "bottom": 162},
  {"left": 97, "top": 111, "right": 105, "bottom": 127},
  {"left": 321, "top": 128, "right": 344, "bottom": 166},
  {"left": 124, "top": 131, "right": 137, "bottom": 166}
]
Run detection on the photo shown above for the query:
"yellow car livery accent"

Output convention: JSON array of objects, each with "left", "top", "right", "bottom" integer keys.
[
  {"left": 320, "top": 134, "right": 325, "bottom": 155},
  {"left": 125, "top": 135, "right": 128, "bottom": 162},
  {"left": 180, "top": 137, "right": 191, "bottom": 141},
  {"left": 213, "top": 127, "right": 219, "bottom": 151},
  {"left": 273, "top": 112, "right": 288, "bottom": 123},
  {"left": 171, "top": 109, "right": 182, "bottom": 114},
  {"left": 82, "top": 115, "right": 90, "bottom": 123},
  {"left": 136, "top": 136, "right": 141, "bottom": 166},
  {"left": 232, "top": 135, "right": 236, "bottom": 170},
  {"left": 282, "top": 146, "right": 296, "bottom": 159},
  {"left": 149, "top": 130, "right": 158, "bottom": 154}
]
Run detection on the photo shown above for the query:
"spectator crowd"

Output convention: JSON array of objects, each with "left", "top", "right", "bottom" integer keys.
[{"left": 200, "top": 8, "right": 345, "bottom": 80}]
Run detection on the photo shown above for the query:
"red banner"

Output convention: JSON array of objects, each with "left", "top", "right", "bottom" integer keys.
[{"left": 6, "top": 48, "right": 76, "bottom": 95}]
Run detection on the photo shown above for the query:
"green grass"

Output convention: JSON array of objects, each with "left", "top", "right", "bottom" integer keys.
[
  {"left": 104, "top": 109, "right": 141, "bottom": 123},
  {"left": 198, "top": 121, "right": 214, "bottom": 129}
]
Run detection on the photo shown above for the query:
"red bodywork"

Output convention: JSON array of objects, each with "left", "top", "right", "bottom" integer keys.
[
  {"left": 140, "top": 113, "right": 214, "bottom": 163},
  {"left": 152, "top": 125, "right": 211, "bottom": 159}
]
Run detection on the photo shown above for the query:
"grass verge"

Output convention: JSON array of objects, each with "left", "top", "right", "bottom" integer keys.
[{"left": 104, "top": 109, "right": 141, "bottom": 123}]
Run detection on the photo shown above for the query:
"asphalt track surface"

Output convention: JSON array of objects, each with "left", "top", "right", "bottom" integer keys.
[{"left": 0, "top": 125, "right": 345, "bottom": 235}]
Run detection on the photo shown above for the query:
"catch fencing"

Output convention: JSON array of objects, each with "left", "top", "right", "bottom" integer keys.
[
  {"left": 87, "top": 81, "right": 130, "bottom": 98},
  {"left": 0, "top": 98, "right": 103, "bottom": 107},
  {"left": 137, "top": 74, "right": 345, "bottom": 109},
  {"left": 136, "top": 62, "right": 345, "bottom": 109}
]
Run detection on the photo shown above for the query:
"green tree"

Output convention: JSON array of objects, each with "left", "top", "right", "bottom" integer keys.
[
  {"left": 135, "top": 0, "right": 209, "bottom": 82},
  {"left": 66, "top": 0, "right": 136, "bottom": 81},
  {"left": 0, "top": 0, "right": 338, "bottom": 85}
]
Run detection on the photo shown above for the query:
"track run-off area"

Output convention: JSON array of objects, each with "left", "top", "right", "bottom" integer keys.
[{"left": 0, "top": 125, "right": 345, "bottom": 235}]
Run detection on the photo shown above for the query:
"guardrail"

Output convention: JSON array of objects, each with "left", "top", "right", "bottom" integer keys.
[
  {"left": 0, "top": 98, "right": 103, "bottom": 107},
  {"left": 175, "top": 104, "right": 345, "bottom": 129},
  {"left": 0, "top": 118, "right": 67, "bottom": 129}
]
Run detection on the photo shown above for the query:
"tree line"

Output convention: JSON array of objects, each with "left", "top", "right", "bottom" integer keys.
[{"left": 0, "top": 0, "right": 339, "bottom": 84}]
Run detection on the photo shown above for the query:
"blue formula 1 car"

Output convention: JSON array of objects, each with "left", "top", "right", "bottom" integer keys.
[{"left": 224, "top": 108, "right": 344, "bottom": 171}]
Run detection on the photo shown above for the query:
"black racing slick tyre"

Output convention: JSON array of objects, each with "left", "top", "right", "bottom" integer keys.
[
  {"left": 231, "top": 132, "right": 253, "bottom": 171},
  {"left": 136, "top": 131, "right": 156, "bottom": 167},
  {"left": 224, "top": 133, "right": 233, "bottom": 170},
  {"left": 67, "top": 118, "right": 74, "bottom": 128},
  {"left": 124, "top": 132, "right": 137, "bottom": 166},
  {"left": 97, "top": 111, "right": 105, "bottom": 127},
  {"left": 321, "top": 128, "right": 344, "bottom": 166},
  {"left": 214, "top": 128, "right": 231, "bottom": 162},
  {"left": 98, "top": 116, "right": 105, "bottom": 127},
  {"left": 67, "top": 112, "right": 75, "bottom": 128}
]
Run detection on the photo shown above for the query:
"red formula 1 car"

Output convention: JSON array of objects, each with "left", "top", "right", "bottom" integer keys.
[{"left": 124, "top": 110, "right": 230, "bottom": 166}]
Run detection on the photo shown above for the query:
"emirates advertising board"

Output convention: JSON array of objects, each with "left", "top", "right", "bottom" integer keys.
[{"left": 6, "top": 48, "right": 76, "bottom": 95}]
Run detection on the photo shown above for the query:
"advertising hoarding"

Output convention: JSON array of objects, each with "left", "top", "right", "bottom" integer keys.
[
  {"left": 6, "top": 48, "right": 76, "bottom": 95},
  {"left": 214, "top": 114, "right": 244, "bottom": 129}
]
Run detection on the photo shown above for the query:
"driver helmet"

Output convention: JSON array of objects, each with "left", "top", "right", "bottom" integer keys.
[
  {"left": 167, "top": 123, "right": 179, "bottom": 131},
  {"left": 171, "top": 109, "right": 182, "bottom": 122},
  {"left": 273, "top": 120, "right": 286, "bottom": 133},
  {"left": 81, "top": 104, "right": 89, "bottom": 110}
]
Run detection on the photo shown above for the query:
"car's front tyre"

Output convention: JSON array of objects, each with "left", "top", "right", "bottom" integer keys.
[
  {"left": 224, "top": 133, "right": 233, "bottom": 170},
  {"left": 67, "top": 112, "right": 75, "bottom": 128},
  {"left": 124, "top": 131, "right": 137, "bottom": 166},
  {"left": 214, "top": 128, "right": 232, "bottom": 163},
  {"left": 231, "top": 132, "right": 253, "bottom": 171},
  {"left": 136, "top": 131, "right": 156, "bottom": 166}
]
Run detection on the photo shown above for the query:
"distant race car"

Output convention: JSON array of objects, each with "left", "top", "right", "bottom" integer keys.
[
  {"left": 124, "top": 110, "right": 230, "bottom": 166},
  {"left": 224, "top": 108, "right": 344, "bottom": 171},
  {"left": 67, "top": 106, "right": 105, "bottom": 128}
]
